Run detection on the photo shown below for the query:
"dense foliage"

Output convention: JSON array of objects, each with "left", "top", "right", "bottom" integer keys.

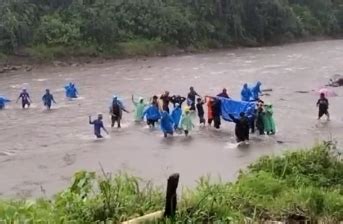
[
  {"left": 0, "top": 0, "right": 342, "bottom": 59},
  {"left": 1, "top": 143, "right": 342, "bottom": 223}
]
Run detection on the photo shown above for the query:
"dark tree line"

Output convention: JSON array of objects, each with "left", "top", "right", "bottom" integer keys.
[{"left": 0, "top": 0, "right": 342, "bottom": 55}]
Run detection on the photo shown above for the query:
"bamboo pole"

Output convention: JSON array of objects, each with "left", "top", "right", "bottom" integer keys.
[{"left": 121, "top": 211, "right": 163, "bottom": 224}]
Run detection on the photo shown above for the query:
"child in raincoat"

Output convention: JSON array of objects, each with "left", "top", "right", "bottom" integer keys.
[
  {"left": 181, "top": 108, "right": 195, "bottom": 136},
  {"left": 132, "top": 95, "right": 148, "bottom": 122},
  {"left": 263, "top": 104, "right": 276, "bottom": 135},
  {"left": 160, "top": 111, "right": 174, "bottom": 138},
  {"left": 171, "top": 103, "right": 182, "bottom": 130},
  {"left": 241, "top": 84, "right": 252, "bottom": 101}
]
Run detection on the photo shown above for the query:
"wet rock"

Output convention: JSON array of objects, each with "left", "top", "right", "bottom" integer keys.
[
  {"left": 11, "top": 65, "right": 22, "bottom": 70},
  {"left": 53, "top": 60, "right": 68, "bottom": 67},
  {"left": 24, "top": 65, "right": 33, "bottom": 72}
]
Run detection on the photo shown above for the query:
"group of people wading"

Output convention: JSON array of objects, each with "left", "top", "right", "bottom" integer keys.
[{"left": 0, "top": 81, "right": 331, "bottom": 145}]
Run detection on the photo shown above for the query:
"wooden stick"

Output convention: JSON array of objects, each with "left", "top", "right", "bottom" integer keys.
[
  {"left": 121, "top": 211, "right": 163, "bottom": 224},
  {"left": 164, "top": 173, "right": 180, "bottom": 217}
]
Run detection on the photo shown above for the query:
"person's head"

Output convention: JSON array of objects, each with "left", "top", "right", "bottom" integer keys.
[
  {"left": 240, "top": 112, "right": 245, "bottom": 117},
  {"left": 45, "top": 89, "right": 50, "bottom": 94},
  {"left": 190, "top": 87, "right": 194, "bottom": 92},
  {"left": 243, "top": 83, "right": 248, "bottom": 88},
  {"left": 185, "top": 107, "right": 190, "bottom": 114},
  {"left": 112, "top": 95, "right": 118, "bottom": 103},
  {"left": 165, "top": 91, "right": 169, "bottom": 96},
  {"left": 153, "top": 95, "right": 158, "bottom": 101},
  {"left": 98, "top": 114, "right": 103, "bottom": 120},
  {"left": 22, "top": 88, "right": 27, "bottom": 93},
  {"left": 320, "top": 93, "right": 325, "bottom": 99},
  {"left": 222, "top": 88, "right": 227, "bottom": 93},
  {"left": 139, "top": 97, "right": 144, "bottom": 103},
  {"left": 197, "top": 98, "right": 201, "bottom": 103},
  {"left": 257, "top": 81, "right": 262, "bottom": 86}
]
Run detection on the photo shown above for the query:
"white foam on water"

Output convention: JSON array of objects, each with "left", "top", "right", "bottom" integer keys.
[
  {"left": 33, "top": 78, "right": 48, "bottom": 82},
  {"left": 224, "top": 142, "right": 240, "bottom": 149},
  {"left": 0, "top": 151, "right": 15, "bottom": 156},
  {"left": 142, "top": 77, "right": 153, "bottom": 81}
]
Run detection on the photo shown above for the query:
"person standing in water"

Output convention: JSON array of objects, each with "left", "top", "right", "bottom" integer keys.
[
  {"left": 16, "top": 88, "right": 31, "bottom": 109},
  {"left": 212, "top": 98, "right": 221, "bottom": 129},
  {"left": 256, "top": 104, "right": 265, "bottom": 135},
  {"left": 196, "top": 98, "right": 205, "bottom": 125},
  {"left": 142, "top": 102, "right": 161, "bottom": 128},
  {"left": 187, "top": 87, "right": 200, "bottom": 111},
  {"left": 217, "top": 88, "right": 230, "bottom": 98},
  {"left": 170, "top": 95, "right": 186, "bottom": 108},
  {"left": 42, "top": 89, "right": 56, "bottom": 110},
  {"left": 181, "top": 108, "right": 195, "bottom": 136},
  {"left": 206, "top": 96, "right": 214, "bottom": 126},
  {"left": 263, "top": 104, "right": 276, "bottom": 135},
  {"left": 110, "top": 96, "right": 129, "bottom": 128},
  {"left": 229, "top": 112, "right": 250, "bottom": 144},
  {"left": 160, "top": 91, "right": 172, "bottom": 113},
  {"left": 160, "top": 111, "right": 174, "bottom": 138},
  {"left": 171, "top": 103, "right": 182, "bottom": 130},
  {"left": 132, "top": 95, "right": 147, "bottom": 122},
  {"left": 317, "top": 93, "right": 330, "bottom": 121},
  {"left": 251, "top": 81, "right": 262, "bottom": 101},
  {"left": 241, "top": 84, "right": 252, "bottom": 101},
  {"left": 89, "top": 114, "right": 108, "bottom": 138}
]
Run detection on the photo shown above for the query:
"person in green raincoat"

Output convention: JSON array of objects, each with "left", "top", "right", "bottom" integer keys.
[
  {"left": 132, "top": 95, "right": 148, "bottom": 122},
  {"left": 181, "top": 107, "right": 195, "bottom": 136},
  {"left": 263, "top": 104, "right": 276, "bottom": 135}
]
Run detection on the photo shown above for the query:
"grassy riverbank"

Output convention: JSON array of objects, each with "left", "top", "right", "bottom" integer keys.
[{"left": 1, "top": 142, "right": 342, "bottom": 223}]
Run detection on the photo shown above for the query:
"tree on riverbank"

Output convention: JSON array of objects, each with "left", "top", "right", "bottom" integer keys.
[
  {"left": 0, "top": 0, "right": 342, "bottom": 59},
  {"left": 0, "top": 143, "right": 342, "bottom": 223}
]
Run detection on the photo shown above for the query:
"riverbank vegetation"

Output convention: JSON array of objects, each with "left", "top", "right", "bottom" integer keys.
[
  {"left": 1, "top": 142, "right": 342, "bottom": 223},
  {"left": 0, "top": 0, "right": 343, "bottom": 61}
]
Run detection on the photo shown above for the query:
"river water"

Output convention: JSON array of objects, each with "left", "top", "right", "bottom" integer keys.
[{"left": 0, "top": 40, "right": 342, "bottom": 198}]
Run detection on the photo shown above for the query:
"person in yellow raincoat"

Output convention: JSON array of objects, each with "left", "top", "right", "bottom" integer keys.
[
  {"left": 263, "top": 104, "right": 276, "bottom": 135},
  {"left": 181, "top": 108, "right": 195, "bottom": 136}
]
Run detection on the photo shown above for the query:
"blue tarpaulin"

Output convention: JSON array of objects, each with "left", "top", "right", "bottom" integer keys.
[{"left": 219, "top": 97, "right": 256, "bottom": 122}]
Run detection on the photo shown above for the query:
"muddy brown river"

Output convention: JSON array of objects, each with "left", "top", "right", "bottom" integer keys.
[{"left": 0, "top": 40, "right": 342, "bottom": 198}]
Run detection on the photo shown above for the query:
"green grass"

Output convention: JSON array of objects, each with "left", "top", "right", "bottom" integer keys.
[{"left": 0, "top": 143, "right": 342, "bottom": 223}]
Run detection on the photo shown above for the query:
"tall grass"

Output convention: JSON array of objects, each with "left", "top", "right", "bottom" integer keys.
[{"left": 0, "top": 143, "right": 342, "bottom": 223}]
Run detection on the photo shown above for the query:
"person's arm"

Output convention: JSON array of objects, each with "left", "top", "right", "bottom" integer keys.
[
  {"left": 89, "top": 116, "right": 94, "bottom": 124},
  {"left": 180, "top": 97, "right": 186, "bottom": 103},
  {"left": 16, "top": 94, "right": 21, "bottom": 103},
  {"left": 316, "top": 99, "right": 320, "bottom": 107},
  {"left": 131, "top": 95, "right": 137, "bottom": 105},
  {"left": 101, "top": 123, "right": 109, "bottom": 134}
]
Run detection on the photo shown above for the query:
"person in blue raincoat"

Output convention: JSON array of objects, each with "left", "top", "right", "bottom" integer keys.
[
  {"left": 171, "top": 103, "right": 182, "bottom": 130},
  {"left": 241, "top": 84, "right": 252, "bottom": 101},
  {"left": 142, "top": 103, "right": 161, "bottom": 128},
  {"left": 64, "top": 83, "right": 78, "bottom": 98},
  {"left": 42, "top": 89, "right": 56, "bottom": 109},
  {"left": 251, "top": 81, "right": 262, "bottom": 100},
  {"left": 160, "top": 110, "right": 174, "bottom": 137},
  {"left": 0, "top": 96, "right": 10, "bottom": 109}
]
